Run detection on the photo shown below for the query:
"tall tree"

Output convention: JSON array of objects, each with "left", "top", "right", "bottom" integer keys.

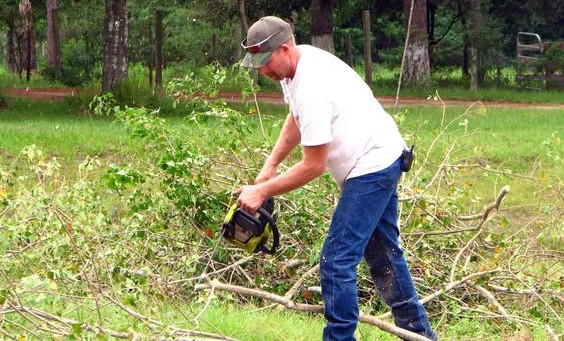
[
  {"left": 311, "top": 0, "right": 335, "bottom": 53},
  {"left": 102, "top": 0, "right": 128, "bottom": 92},
  {"left": 154, "top": 9, "right": 163, "bottom": 88},
  {"left": 3, "top": 21, "right": 18, "bottom": 74},
  {"left": 47, "top": 0, "right": 61, "bottom": 77},
  {"left": 469, "top": 0, "right": 484, "bottom": 89},
  {"left": 19, "top": 0, "right": 37, "bottom": 82},
  {"left": 1, "top": 1, "right": 18, "bottom": 74},
  {"left": 238, "top": 0, "right": 249, "bottom": 33},
  {"left": 456, "top": 0, "right": 470, "bottom": 78},
  {"left": 402, "top": 0, "right": 431, "bottom": 88}
]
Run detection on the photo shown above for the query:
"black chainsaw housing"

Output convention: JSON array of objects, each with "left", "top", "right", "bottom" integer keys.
[{"left": 221, "top": 197, "right": 279, "bottom": 254}]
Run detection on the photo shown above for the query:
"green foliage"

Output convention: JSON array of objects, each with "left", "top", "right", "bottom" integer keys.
[
  {"left": 540, "top": 44, "right": 564, "bottom": 74},
  {"left": 162, "top": 8, "right": 241, "bottom": 67},
  {"left": 40, "top": 38, "right": 101, "bottom": 87}
]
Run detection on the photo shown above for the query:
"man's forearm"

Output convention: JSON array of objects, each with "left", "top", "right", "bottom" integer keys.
[
  {"left": 257, "top": 158, "right": 324, "bottom": 197},
  {"left": 264, "top": 113, "right": 301, "bottom": 168}
]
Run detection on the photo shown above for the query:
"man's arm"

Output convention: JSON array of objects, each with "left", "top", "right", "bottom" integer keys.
[
  {"left": 234, "top": 143, "right": 328, "bottom": 214},
  {"left": 255, "top": 112, "right": 302, "bottom": 184}
]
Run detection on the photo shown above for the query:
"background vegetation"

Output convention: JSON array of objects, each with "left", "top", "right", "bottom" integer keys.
[{"left": 1, "top": 0, "right": 563, "bottom": 90}]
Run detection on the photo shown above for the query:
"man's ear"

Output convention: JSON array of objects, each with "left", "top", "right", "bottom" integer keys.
[{"left": 278, "top": 44, "right": 291, "bottom": 54}]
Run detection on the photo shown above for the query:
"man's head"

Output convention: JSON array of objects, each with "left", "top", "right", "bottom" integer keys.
[{"left": 240, "top": 16, "right": 294, "bottom": 69}]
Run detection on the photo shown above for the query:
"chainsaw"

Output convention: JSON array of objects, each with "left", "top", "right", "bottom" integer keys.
[{"left": 221, "top": 197, "right": 280, "bottom": 254}]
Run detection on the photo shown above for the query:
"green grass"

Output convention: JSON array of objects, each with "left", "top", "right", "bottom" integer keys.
[
  {"left": 196, "top": 305, "right": 551, "bottom": 341},
  {"left": 0, "top": 64, "right": 66, "bottom": 88},
  {"left": 0, "top": 98, "right": 146, "bottom": 178},
  {"left": 397, "top": 105, "right": 563, "bottom": 175},
  {"left": 385, "top": 87, "right": 564, "bottom": 104},
  {"left": 1, "top": 97, "right": 561, "bottom": 203},
  {"left": 8, "top": 295, "right": 550, "bottom": 340}
]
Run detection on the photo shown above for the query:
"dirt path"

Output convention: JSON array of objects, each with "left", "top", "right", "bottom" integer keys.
[
  {"left": 3, "top": 87, "right": 563, "bottom": 109},
  {"left": 218, "top": 90, "right": 564, "bottom": 109}
]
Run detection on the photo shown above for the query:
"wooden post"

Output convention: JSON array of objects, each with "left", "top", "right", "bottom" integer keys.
[{"left": 363, "top": 10, "right": 372, "bottom": 86}]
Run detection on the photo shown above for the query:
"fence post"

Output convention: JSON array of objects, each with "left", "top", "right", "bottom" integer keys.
[{"left": 363, "top": 10, "right": 372, "bottom": 86}]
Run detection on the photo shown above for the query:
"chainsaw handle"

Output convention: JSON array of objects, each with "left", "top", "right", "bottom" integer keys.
[{"left": 257, "top": 207, "right": 279, "bottom": 254}]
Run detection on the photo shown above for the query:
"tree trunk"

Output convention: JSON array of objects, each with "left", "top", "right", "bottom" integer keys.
[
  {"left": 469, "top": 0, "right": 484, "bottom": 89},
  {"left": 47, "top": 0, "right": 62, "bottom": 77},
  {"left": 155, "top": 10, "right": 163, "bottom": 89},
  {"left": 233, "top": 24, "right": 242, "bottom": 62},
  {"left": 6, "top": 24, "right": 18, "bottom": 73},
  {"left": 402, "top": 0, "right": 431, "bottom": 88},
  {"left": 84, "top": 32, "right": 94, "bottom": 81},
  {"left": 19, "top": 0, "right": 37, "bottom": 82},
  {"left": 238, "top": 0, "right": 249, "bottom": 34},
  {"left": 147, "top": 25, "right": 154, "bottom": 88},
  {"left": 457, "top": 0, "right": 470, "bottom": 78},
  {"left": 102, "top": 0, "right": 129, "bottom": 93},
  {"left": 311, "top": 0, "right": 335, "bottom": 54},
  {"left": 363, "top": 10, "right": 372, "bottom": 86}
]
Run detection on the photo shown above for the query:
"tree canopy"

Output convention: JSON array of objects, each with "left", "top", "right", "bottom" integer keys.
[{"left": 1, "top": 0, "right": 562, "bottom": 88}]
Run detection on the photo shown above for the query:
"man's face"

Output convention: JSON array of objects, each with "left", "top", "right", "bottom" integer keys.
[{"left": 258, "top": 46, "right": 290, "bottom": 81}]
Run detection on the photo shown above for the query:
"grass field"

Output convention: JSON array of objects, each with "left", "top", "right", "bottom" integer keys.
[
  {"left": 0, "top": 93, "right": 562, "bottom": 340},
  {"left": 2, "top": 97, "right": 561, "bottom": 202}
]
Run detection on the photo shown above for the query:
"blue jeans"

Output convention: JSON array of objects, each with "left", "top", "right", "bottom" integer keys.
[{"left": 320, "top": 157, "right": 436, "bottom": 341}]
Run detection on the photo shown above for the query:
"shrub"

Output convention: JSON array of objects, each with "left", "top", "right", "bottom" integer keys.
[
  {"left": 40, "top": 38, "right": 101, "bottom": 87},
  {"left": 541, "top": 44, "right": 564, "bottom": 74},
  {"left": 0, "top": 92, "right": 6, "bottom": 108}
]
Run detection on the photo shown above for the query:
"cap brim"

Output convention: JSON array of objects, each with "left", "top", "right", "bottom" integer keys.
[{"left": 241, "top": 51, "right": 272, "bottom": 68}]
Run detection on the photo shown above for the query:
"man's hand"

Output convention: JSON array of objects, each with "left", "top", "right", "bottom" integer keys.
[{"left": 233, "top": 184, "right": 265, "bottom": 214}]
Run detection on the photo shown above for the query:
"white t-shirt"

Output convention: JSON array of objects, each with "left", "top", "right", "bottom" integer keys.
[{"left": 281, "top": 45, "right": 406, "bottom": 189}]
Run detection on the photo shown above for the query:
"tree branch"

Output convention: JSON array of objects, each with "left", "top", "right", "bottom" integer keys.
[{"left": 195, "top": 277, "right": 434, "bottom": 341}]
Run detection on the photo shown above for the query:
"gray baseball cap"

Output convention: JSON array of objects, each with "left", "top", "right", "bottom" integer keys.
[{"left": 241, "top": 16, "right": 294, "bottom": 68}]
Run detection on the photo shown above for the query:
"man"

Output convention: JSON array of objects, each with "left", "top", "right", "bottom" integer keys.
[{"left": 235, "top": 16, "right": 437, "bottom": 341}]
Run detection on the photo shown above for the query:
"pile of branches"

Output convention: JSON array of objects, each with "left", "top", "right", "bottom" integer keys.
[{"left": 1, "top": 72, "right": 562, "bottom": 340}]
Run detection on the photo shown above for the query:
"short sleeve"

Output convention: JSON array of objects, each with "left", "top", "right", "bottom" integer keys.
[{"left": 295, "top": 99, "right": 333, "bottom": 146}]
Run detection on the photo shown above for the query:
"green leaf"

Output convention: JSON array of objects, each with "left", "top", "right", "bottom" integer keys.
[
  {"left": 0, "top": 289, "right": 7, "bottom": 305},
  {"left": 71, "top": 323, "right": 83, "bottom": 336},
  {"left": 528, "top": 306, "right": 543, "bottom": 319}
]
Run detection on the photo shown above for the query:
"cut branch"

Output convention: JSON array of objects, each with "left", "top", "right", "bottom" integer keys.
[{"left": 195, "top": 277, "right": 434, "bottom": 341}]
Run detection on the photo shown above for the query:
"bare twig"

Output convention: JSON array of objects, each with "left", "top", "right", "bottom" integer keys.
[
  {"left": 170, "top": 256, "right": 253, "bottom": 284},
  {"left": 404, "top": 227, "right": 479, "bottom": 237},
  {"left": 378, "top": 270, "right": 500, "bottom": 320},
  {"left": 449, "top": 186, "right": 510, "bottom": 282},
  {"left": 284, "top": 264, "right": 320, "bottom": 300},
  {"left": 192, "top": 283, "right": 216, "bottom": 325},
  {"left": 489, "top": 284, "right": 563, "bottom": 297},
  {"left": 104, "top": 295, "right": 164, "bottom": 326},
  {"left": 545, "top": 324, "right": 559, "bottom": 341},
  {"left": 51, "top": 206, "right": 105, "bottom": 329},
  {"left": 472, "top": 283, "right": 510, "bottom": 317},
  {"left": 3, "top": 303, "right": 131, "bottom": 339}
]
